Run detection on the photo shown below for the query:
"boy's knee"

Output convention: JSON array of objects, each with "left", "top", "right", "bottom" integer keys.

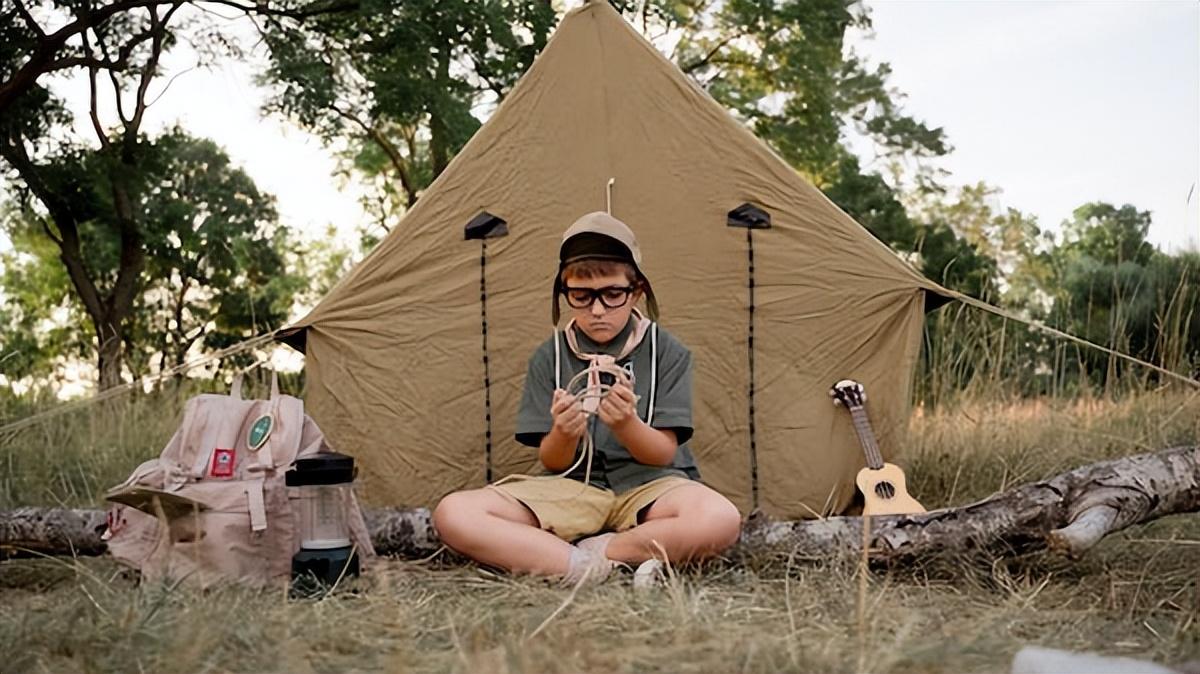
[
  {"left": 432, "top": 491, "right": 476, "bottom": 542},
  {"left": 704, "top": 497, "right": 743, "bottom": 548}
]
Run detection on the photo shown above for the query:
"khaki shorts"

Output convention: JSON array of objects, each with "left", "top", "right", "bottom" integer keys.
[{"left": 490, "top": 475, "right": 693, "bottom": 542}]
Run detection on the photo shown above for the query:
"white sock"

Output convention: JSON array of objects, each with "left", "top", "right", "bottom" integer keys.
[
  {"left": 574, "top": 532, "right": 615, "bottom": 560},
  {"left": 563, "top": 540, "right": 614, "bottom": 585}
]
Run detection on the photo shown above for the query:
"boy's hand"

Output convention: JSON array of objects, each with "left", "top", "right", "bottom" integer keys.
[
  {"left": 551, "top": 389, "right": 587, "bottom": 439},
  {"left": 598, "top": 370, "right": 638, "bottom": 431}
]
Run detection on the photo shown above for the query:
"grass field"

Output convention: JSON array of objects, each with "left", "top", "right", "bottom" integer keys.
[{"left": 2, "top": 385, "right": 1198, "bottom": 673}]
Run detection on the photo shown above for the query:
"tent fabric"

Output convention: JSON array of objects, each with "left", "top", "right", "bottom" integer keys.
[{"left": 282, "top": 1, "right": 950, "bottom": 518}]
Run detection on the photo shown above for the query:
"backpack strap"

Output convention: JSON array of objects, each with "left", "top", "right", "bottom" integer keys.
[
  {"left": 553, "top": 329, "right": 562, "bottom": 390},
  {"left": 245, "top": 478, "right": 268, "bottom": 532},
  {"left": 645, "top": 322, "right": 658, "bottom": 426},
  {"left": 230, "top": 363, "right": 278, "bottom": 400}
]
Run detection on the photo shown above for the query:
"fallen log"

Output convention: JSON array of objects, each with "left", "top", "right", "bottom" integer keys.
[
  {"left": 2, "top": 446, "right": 1197, "bottom": 564},
  {"left": 742, "top": 444, "right": 1200, "bottom": 564}
]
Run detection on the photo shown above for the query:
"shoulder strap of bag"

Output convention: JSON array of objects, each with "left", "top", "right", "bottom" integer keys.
[
  {"left": 229, "top": 364, "right": 279, "bottom": 400},
  {"left": 553, "top": 329, "right": 561, "bottom": 390},
  {"left": 645, "top": 322, "right": 658, "bottom": 425}
]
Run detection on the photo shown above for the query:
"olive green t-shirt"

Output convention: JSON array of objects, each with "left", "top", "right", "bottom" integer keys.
[{"left": 515, "top": 318, "right": 701, "bottom": 494}]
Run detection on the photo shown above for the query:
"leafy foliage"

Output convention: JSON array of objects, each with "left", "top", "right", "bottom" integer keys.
[
  {"left": 665, "top": 0, "right": 948, "bottom": 184},
  {"left": 0, "top": 128, "right": 302, "bottom": 386},
  {"left": 1043, "top": 204, "right": 1200, "bottom": 385},
  {"left": 0, "top": 0, "right": 342, "bottom": 389},
  {"left": 258, "top": 0, "right": 556, "bottom": 233}
]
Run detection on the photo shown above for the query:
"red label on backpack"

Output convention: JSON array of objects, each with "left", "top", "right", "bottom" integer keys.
[{"left": 210, "top": 448, "right": 236, "bottom": 477}]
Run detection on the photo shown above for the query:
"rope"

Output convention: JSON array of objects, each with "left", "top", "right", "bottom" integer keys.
[
  {"left": 0, "top": 332, "right": 277, "bottom": 436},
  {"left": 945, "top": 290, "right": 1200, "bottom": 389},
  {"left": 493, "top": 362, "right": 634, "bottom": 501}
]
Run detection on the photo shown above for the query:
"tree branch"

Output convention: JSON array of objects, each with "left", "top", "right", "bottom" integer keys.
[
  {"left": 13, "top": 0, "right": 47, "bottom": 39},
  {"left": 332, "top": 105, "right": 418, "bottom": 207},
  {"left": 0, "top": 136, "right": 106, "bottom": 323},
  {"left": 0, "top": 0, "right": 172, "bottom": 114},
  {"left": 0, "top": 0, "right": 358, "bottom": 116},
  {"left": 37, "top": 215, "right": 63, "bottom": 246},
  {"left": 680, "top": 33, "right": 741, "bottom": 74},
  {"left": 127, "top": 3, "right": 182, "bottom": 137},
  {"left": 197, "top": 0, "right": 360, "bottom": 20},
  {"left": 81, "top": 30, "right": 112, "bottom": 149}
]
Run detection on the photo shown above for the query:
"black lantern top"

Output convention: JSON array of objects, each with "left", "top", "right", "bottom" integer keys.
[{"left": 286, "top": 452, "right": 355, "bottom": 486}]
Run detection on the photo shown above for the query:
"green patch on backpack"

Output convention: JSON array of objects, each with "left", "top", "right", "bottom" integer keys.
[{"left": 248, "top": 415, "right": 273, "bottom": 451}]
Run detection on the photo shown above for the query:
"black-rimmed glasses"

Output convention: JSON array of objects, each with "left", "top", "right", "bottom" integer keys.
[{"left": 562, "top": 285, "right": 636, "bottom": 310}]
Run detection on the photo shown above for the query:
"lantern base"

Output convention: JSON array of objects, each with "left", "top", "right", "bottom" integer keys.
[{"left": 291, "top": 545, "right": 359, "bottom": 588}]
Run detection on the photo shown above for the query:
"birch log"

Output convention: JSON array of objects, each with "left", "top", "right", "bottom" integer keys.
[{"left": 2, "top": 446, "right": 1197, "bottom": 563}]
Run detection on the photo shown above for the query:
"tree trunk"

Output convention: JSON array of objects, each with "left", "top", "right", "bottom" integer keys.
[
  {"left": 95, "top": 315, "right": 127, "bottom": 390},
  {"left": 428, "top": 38, "right": 452, "bottom": 178},
  {"left": 3, "top": 446, "right": 1197, "bottom": 563}
]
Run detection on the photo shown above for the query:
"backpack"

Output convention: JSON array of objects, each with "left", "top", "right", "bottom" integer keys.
[{"left": 102, "top": 374, "right": 375, "bottom": 587}]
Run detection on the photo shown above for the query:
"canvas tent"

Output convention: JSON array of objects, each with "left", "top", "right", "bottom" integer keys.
[{"left": 278, "top": 1, "right": 952, "bottom": 519}]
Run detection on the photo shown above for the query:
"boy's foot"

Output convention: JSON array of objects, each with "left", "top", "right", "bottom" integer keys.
[
  {"left": 561, "top": 542, "right": 615, "bottom": 587},
  {"left": 632, "top": 558, "right": 665, "bottom": 590},
  {"left": 574, "top": 532, "right": 615, "bottom": 559}
]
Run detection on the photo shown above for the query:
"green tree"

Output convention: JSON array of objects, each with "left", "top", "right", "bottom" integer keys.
[
  {"left": 824, "top": 158, "right": 1002, "bottom": 300},
  {"left": 0, "top": 0, "right": 345, "bottom": 388},
  {"left": 1060, "top": 203, "right": 1155, "bottom": 267},
  {"left": 1040, "top": 203, "right": 1199, "bottom": 389},
  {"left": 662, "top": 0, "right": 949, "bottom": 185},
  {"left": 0, "top": 128, "right": 302, "bottom": 389},
  {"left": 0, "top": 0, "right": 354, "bottom": 117},
  {"left": 259, "top": 0, "right": 947, "bottom": 240},
  {"left": 258, "top": 0, "right": 556, "bottom": 234}
]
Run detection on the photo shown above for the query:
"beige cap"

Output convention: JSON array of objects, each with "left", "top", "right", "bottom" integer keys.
[{"left": 552, "top": 212, "right": 659, "bottom": 324}]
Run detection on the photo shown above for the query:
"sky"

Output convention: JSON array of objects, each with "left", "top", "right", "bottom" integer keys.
[{"left": 852, "top": 0, "right": 1199, "bottom": 252}]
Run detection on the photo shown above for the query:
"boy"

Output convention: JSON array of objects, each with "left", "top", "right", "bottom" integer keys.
[{"left": 433, "top": 212, "right": 741, "bottom": 583}]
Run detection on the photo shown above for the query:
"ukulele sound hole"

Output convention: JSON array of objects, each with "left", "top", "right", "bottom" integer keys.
[{"left": 874, "top": 482, "right": 896, "bottom": 499}]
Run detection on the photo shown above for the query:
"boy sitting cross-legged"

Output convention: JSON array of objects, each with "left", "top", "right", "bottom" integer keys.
[{"left": 433, "top": 212, "right": 742, "bottom": 584}]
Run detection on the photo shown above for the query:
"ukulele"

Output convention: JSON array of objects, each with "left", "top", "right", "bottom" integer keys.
[{"left": 829, "top": 379, "right": 925, "bottom": 517}]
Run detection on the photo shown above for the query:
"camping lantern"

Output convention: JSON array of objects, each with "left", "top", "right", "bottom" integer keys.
[{"left": 285, "top": 452, "right": 360, "bottom": 585}]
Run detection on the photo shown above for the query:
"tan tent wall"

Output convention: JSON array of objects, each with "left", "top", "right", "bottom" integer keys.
[{"left": 288, "top": 2, "right": 948, "bottom": 518}]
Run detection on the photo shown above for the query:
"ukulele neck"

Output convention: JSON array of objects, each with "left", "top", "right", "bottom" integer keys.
[{"left": 848, "top": 405, "right": 884, "bottom": 470}]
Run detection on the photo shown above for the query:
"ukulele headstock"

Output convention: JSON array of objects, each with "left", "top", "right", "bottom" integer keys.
[{"left": 829, "top": 379, "right": 866, "bottom": 409}]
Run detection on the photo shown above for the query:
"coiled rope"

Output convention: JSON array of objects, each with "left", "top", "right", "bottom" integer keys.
[{"left": 493, "top": 361, "right": 635, "bottom": 500}]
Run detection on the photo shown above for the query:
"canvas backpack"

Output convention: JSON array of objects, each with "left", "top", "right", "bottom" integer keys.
[{"left": 102, "top": 374, "right": 375, "bottom": 587}]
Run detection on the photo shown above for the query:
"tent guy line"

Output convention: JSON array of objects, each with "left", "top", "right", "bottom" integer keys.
[{"left": 946, "top": 290, "right": 1200, "bottom": 390}]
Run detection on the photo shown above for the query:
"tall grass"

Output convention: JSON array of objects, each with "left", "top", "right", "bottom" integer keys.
[
  {"left": 1, "top": 298, "right": 1198, "bottom": 672},
  {"left": 1, "top": 389, "right": 1197, "bottom": 673},
  {"left": 0, "top": 372, "right": 291, "bottom": 510},
  {"left": 916, "top": 270, "right": 1199, "bottom": 406}
]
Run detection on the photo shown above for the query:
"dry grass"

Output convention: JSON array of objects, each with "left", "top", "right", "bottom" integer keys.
[{"left": 1, "top": 385, "right": 1199, "bottom": 673}]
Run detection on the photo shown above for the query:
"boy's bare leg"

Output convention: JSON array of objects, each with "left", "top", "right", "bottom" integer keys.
[
  {"left": 433, "top": 488, "right": 575, "bottom": 575},
  {"left": 604, "top": 483, "right": 742, "bottom": 564}
]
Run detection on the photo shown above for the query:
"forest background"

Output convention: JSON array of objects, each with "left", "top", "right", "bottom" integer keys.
[{"left": 1, "top": 0, "right": 1197, "bottom": 406}]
